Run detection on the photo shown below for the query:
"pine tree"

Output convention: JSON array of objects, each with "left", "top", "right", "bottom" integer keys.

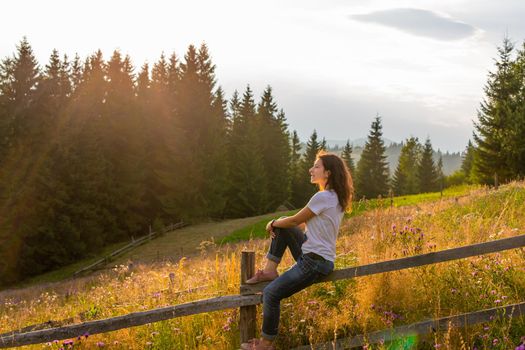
[
  {"left": 0, "top": 38, "right": 43, "bottom": 283},
  {"left": 354, "top": 116, "right": 390, "bottom": 199},
  {"left": 473, "top": 38, "right": 517, "bottom": 184},
  {"left": 148, "top": 52, "right": 182, "bottom": 221},
  {"left": 0, "top": 37, "right": 41, "bottom": 155},
  {"left": 436, "top": 155, "right": 444, "bottom": 192},
  {"left": 392, "top": 137, "right": 420, "bottom": 195},
  {"left": 505, "top": 41, "right": 525, "bottom": 178},
  {"left": 341, "top": 140, "right": 355, "bottom": 175},
  {"left": 292, "top": 130, "right": 321, "bottom": 207},
  {"left": 417, "top": 138, "right": 438, "bottom": 193},
  {"left": 461, "top": 140, "right": 475, "bottom": 181},
  {"left": 256, "top": 87, "right": 290, "bottom": 211},
  {"left": 103, "top": 51, "right": 145, "bottom": 237},
  {"left": 289, "top": 130, "right": 302, "bottom": 209},
  {"left": 227, "top": 86, "right": 268, "bottom": 216}
]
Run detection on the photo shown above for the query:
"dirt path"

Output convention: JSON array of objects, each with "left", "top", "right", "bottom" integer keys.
[{"left": 112, "top": 212, "right": 287, "bottom": 265}]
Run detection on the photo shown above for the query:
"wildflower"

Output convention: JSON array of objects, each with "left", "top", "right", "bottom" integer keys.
[
  {"left": 63, "top": 340, "right": 74, "bottom": 346},
  {"left": 493, "top": 338, "right": 499, "bottom": 346},
  {"left": 495, "top": 299, "right": 502, "bottom": 304},
  {"left": 434, "top": 344, "right": 442, "bottom": 348},
  {"left": 114, "top": 341, "right": 120, "bottom": 345},
  {"left": 490, "top": 290, "right": 497, "bottom": 295},
  {"left": 96, "top": 341, "right": 105, "bottom": 347},
  {"left": 451, "top": 288, "right": 457, "bottom": 294},
  {"left": 223, "top": 324, "right": 231, "bottom": 331},
  {"left": 152, "top": 292, "right": 161, "bottom": 298},
  {"left": 483, "top": 326, "right": 490, "bottom": 331},
  {"left": 151, "top": 331, "right": 160, "bottom": 336},
  {"left": 516, "top": 345, "right": 525, "bottom": 350},
  {"left": 391, "top": 224, "right": 396, "bottom": 231},
  {"left": 502, "top": 295, "right": 508, "bottom": 300},
  {"left": 83, "top": 332, "right": 89, "bottom": 338}
]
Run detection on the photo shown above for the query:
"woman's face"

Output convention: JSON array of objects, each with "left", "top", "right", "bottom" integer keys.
[{"left": 309, "top": 158, "right": 330, "bottom": 186}]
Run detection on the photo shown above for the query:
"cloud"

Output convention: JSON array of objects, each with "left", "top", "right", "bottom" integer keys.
[{"left": 350, "top": 8, "right": 477, "bottom": 41}]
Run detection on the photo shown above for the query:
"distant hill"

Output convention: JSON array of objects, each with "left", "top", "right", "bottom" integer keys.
[
  {"left": 324, "top": 140, "right": 462, "bottom": 176},
  {"left": 326, "top": 138, "right": 396, "bottom": 148}
]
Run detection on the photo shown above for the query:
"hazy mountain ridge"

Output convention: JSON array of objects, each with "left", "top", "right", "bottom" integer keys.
[{"left": 305, "top": 139, "right": 462, "bottom": 176}]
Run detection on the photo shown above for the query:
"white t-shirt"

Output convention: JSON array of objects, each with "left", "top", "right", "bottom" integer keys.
[{"left": 301, "top": 190, "right": 343, "bottom": 262}]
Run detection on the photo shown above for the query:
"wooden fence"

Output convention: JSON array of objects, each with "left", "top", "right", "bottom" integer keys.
[
  {"left": 1, "top": 233, "right": 525, "bottom": 349},
  {"left": 73, "top": 221, "right": 186, "bottom": 276}
]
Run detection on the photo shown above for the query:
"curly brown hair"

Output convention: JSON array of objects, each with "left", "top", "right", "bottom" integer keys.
[{"left": 317, "top": 151, "right": 354, "bottom": 212}]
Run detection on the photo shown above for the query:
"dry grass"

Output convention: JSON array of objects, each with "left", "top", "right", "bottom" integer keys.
[{"left": 1, "top": 183, "right": 525, "bottom": 349}]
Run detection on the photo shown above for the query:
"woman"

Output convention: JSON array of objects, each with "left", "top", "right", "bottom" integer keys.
[{"left": 241, "top": 152, "right": 353, "bottom": 350}]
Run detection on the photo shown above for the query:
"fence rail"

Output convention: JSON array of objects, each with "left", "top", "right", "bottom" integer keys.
[
  {"left": 0, "top": 295, "right": 261, "bottom": 348},
  {"left": 241, "top": 234, "right": 525, "bottom": 294},
  {"left": 292, "top": 302, "right": 525, "bottom": 349},
  {"left": 1, "top": 233, "right": 524, "bottom": 348}
]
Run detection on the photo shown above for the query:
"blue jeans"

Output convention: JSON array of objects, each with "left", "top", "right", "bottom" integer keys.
[{"left": 262, "top": 227, "right": 334, "bottom": 340}]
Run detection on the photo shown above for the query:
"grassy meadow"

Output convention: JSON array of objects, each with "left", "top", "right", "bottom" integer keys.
[{"left": 1, "top": 183, "right": 525, "bottom": 349}]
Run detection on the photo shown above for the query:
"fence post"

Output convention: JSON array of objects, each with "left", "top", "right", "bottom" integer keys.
[{"left": 240, "top": 251, "right": 256, "bottom": 343}]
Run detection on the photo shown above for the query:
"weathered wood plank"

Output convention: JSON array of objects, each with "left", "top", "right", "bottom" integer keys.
[
  {"left": 0, "top": 294, "right": 261, "bottom": 348},
  {"left": 241, "top": 234, "right": 525, "bottom": 294},
  {"left": 292, "top": 302, "right": 525, "bottom": 349}
]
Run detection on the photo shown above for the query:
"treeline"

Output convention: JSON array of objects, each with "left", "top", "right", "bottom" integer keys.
[
  {"left": 356, "top": 37, "right": 525, "bottom": 197},
  {"left": 347, "top": 117, "right": 444, "bottom": 199},
  {"left": 1, "top": 36, "right": 522, "bottom": 285},
  {"left": 0, "top": 38, "right": 327, "bottom": 284}
]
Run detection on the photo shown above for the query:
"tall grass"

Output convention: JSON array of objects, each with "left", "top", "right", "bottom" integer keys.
[{"left": 1, "top": 183, "right": 525, "bottom": 349}]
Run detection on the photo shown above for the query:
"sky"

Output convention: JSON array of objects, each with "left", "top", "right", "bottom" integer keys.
[{"left": 2, "top": 0, "right": 524, "bottom": 152}]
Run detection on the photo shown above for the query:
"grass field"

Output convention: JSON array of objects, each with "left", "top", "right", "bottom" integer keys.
[{"left": 2, "top": 183, "right": 525, "bottom": 349}]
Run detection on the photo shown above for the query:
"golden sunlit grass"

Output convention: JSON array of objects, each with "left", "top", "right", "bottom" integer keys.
[{"left": 1, "top": 183, "right": 525, "bottom": 349}]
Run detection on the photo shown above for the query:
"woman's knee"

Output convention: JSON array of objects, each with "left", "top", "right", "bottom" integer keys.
[{"left": 263, "top": 285, "right": 281, "bottom": 305}]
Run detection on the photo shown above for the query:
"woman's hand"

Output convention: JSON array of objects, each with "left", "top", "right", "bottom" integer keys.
[{"left": 266, "top": 220, "right": 276, "bottom": 238}]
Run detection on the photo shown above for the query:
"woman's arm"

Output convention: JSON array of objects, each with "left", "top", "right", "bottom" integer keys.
[{"left": 266, "top": 206, "right": 315, "bottom": 234}]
